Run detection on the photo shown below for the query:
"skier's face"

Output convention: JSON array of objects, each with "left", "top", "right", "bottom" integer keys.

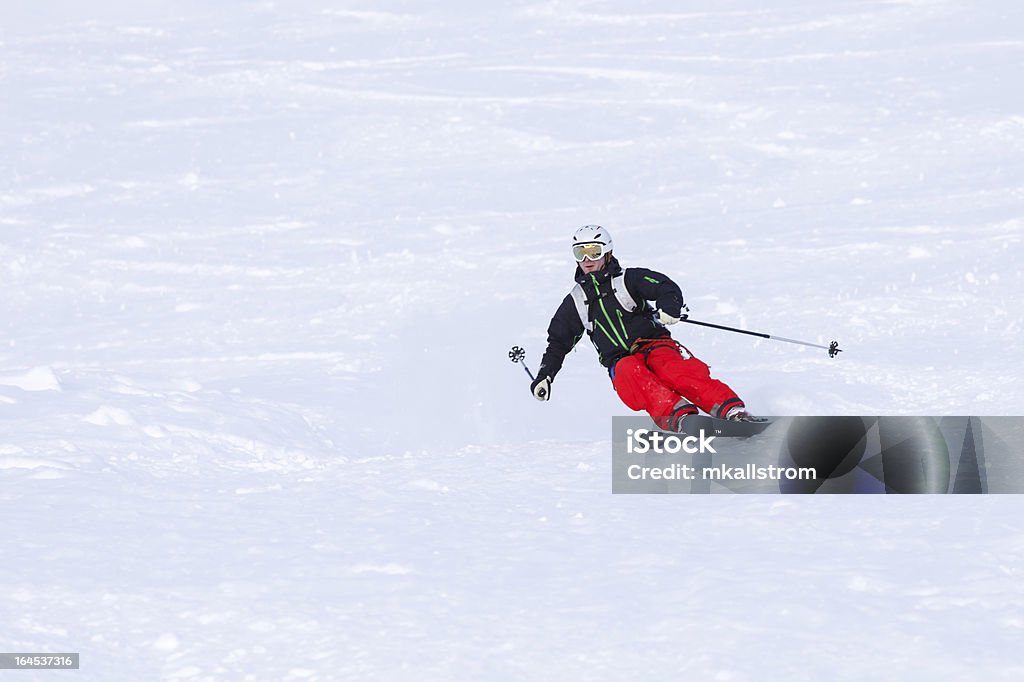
[{"left": 579, "top": 254, "right": 607, "bottom": 274}]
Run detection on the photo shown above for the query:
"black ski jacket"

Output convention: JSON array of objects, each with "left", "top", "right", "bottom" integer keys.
[{"left": 538, "top": 257, "right": 687, "bottom": 378}]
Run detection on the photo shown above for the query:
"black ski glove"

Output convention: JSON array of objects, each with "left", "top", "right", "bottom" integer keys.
[
  {"left": 658, "top": 302, "right": 690, "bottom": 325},
  {"left": 531, "top": 376, "right": 551, "bottom": 401}
]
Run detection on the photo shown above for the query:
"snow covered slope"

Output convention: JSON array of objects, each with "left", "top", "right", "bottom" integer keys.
[{"left": 1, "top": 1, "right": 1022, "bottom": 680}]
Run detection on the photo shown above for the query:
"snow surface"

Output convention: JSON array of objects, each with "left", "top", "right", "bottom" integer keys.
[{"left": 1, "top": 1, "right": 1023, "bottom": 680}]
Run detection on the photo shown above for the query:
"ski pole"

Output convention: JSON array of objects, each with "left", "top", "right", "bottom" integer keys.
[
  {"left": 508, "top": 345, "right": 537, "bottom": 381},
  {"left": 663, "top": 313, "right": 842, "bottom": 358}
]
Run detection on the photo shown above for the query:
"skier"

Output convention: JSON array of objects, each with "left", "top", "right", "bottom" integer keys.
[{"left": 531, "top": 224, "right": 754, "bottom": 431}]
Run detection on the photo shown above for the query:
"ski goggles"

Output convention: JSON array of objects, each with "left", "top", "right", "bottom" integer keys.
[{"left": 572, "top": 242, "right": 610, "bottom": 262}]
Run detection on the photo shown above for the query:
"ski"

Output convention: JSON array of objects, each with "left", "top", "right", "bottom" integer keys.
[{"left": 677, "top": 414, "right": 772, "bottom": 438}]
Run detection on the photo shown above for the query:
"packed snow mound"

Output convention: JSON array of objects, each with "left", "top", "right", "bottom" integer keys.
[{"left": 0, "top": 366, "right": 62, "bottom": 392}]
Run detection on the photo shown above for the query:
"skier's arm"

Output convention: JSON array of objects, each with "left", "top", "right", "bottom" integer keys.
[
  {"left": 537, "top": 294, "right": 584, "bottom": 382},
  {"left": 625, "top": 267, "right": 686, "bottom": 318}
]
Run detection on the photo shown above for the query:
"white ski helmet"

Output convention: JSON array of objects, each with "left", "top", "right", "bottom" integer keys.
[{"left": 571, "top": 224, "right": 613, "bottom": 262}]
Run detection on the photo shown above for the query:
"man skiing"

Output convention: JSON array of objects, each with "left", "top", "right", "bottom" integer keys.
[{"left": 531, "top": 224, "right": 753, "bottom": 431}]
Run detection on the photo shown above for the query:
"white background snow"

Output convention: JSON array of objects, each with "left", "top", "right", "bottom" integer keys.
[{"left": 2, "top": 1, "right": 1023, "bottom": 679}]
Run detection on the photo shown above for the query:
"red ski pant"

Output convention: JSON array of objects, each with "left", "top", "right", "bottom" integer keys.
[{"left": 611, "top": 340, "right": 743, "bottom": 429}]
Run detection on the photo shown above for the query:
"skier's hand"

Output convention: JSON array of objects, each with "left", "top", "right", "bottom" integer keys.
[
  {"left": 658, "top": 309, "right": 685, "bottom": 325},
  {"left": 531, "top": 376, "right": 551, "bottom": 401}
]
